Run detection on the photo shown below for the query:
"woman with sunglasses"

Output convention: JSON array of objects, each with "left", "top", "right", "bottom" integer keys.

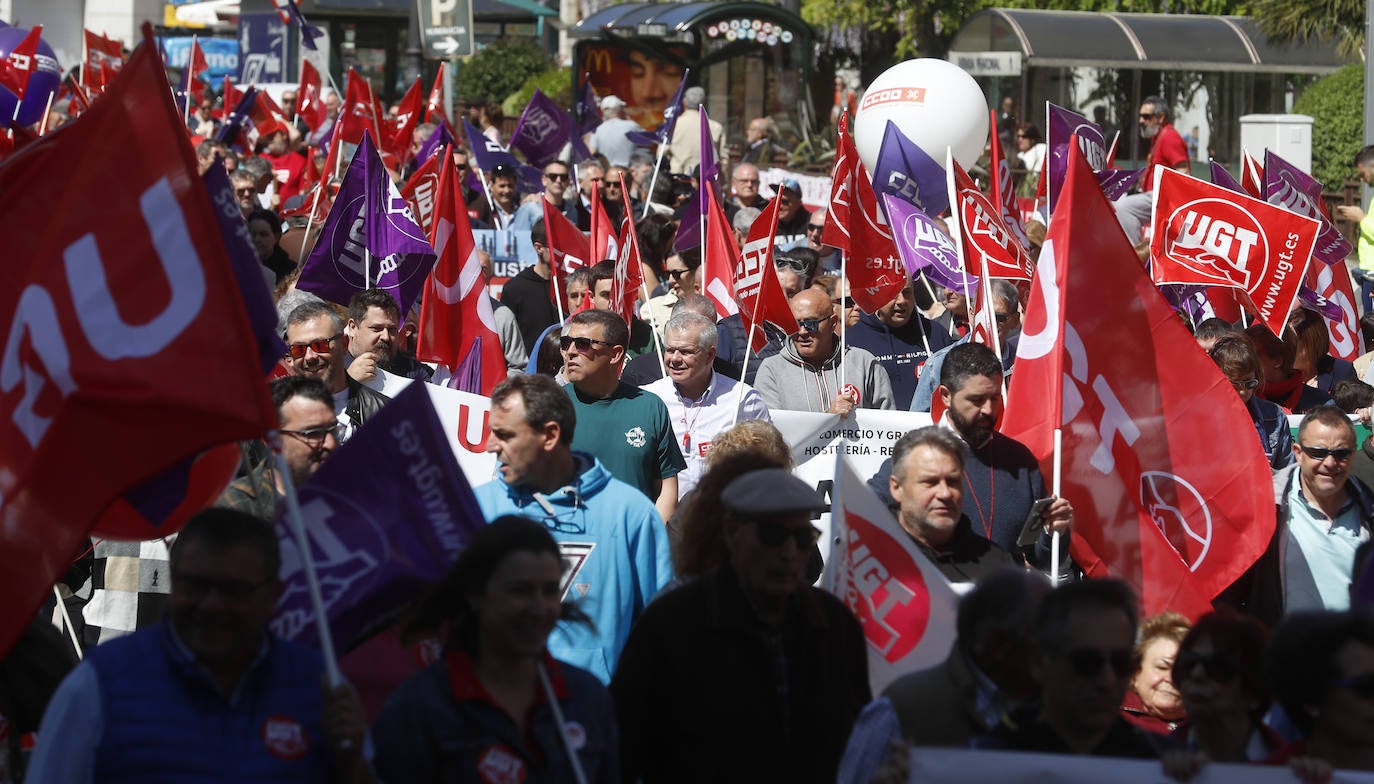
[
  {"left": 1208, "top": 336, "right": 1294, "bottom": 469},
  {"left": 372, "top": 516, "right": 618, "bottom": 783}
]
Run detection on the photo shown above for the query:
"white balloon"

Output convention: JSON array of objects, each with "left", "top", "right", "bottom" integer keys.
[{"left": 853, "top": 59, "right": 990, "bottom": 174}]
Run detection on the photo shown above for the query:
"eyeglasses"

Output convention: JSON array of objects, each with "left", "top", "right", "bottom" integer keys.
[
  {"left": 1230, "top": 378, "right": 1260, "bottom": 392},
  {"left": 838, "top": 297, "right": 855, "bottom": 309},
  {"left": 1139, "top": 112, "right": 1158, "bottom": 120},
  {"left": 1337, "top": 672, "right": 1374, "bottom": 700},
  {"left": 795, "top": 315, "right": 834, "bottom": 333},
  {"left": 235, "top": 187, "right": 257, "bottom": 196},
  {"left": 285, "top": 334, "right": 341, "bottom": 359},
  {"left": 733, "top": 177, "right": 759, "bottom": 185},
  {"left": 994, "top": 312, "right": 1011, "bottom": 324},
  {"left": 456, "top": 162, "right": 470, "bottom": 171},
  {"left": 1063, "top": 647, "right": 1134, "bottom": 678},
  {"left": 665, "top": 268, "right": 691, "bottom": 280},
  {"left": 776, "top": 257, "right": 811, "bottom": 274},
  {"left": 604, "top": 181, "right": 622, "bottom": 189},
  {"left": 1299, "top": 445, "right": 1354, "bottom": 462},
  {"left": 752, "top": 520, "right": 821, "bottom": 549},
  {"left": 173, "top": 571, "right": 274, "bottom": 601},
  {"left": 281, "top": 423, "right": 340, "bottom": 448},
  {"left": 806, "top": 224, "right": 825, "bottom": 234},
  {"left": 1174, "top": 650, "right": 1237, "bottom": 683},
  {"left": 545, "top": 172, "right": 571, "bottom": 182},
  {"left": 559, "top": 335, "right": 618, "bottom": 352}
]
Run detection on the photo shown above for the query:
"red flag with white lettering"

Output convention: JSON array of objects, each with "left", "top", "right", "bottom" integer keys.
[
  {"left": 826, "top": 449, "right": 957, "bottom": 694},
  {"left": 949, "top": 156, "right": 1034, "bottom": 281},
  {"left": 1003, "top": 142, "right": 1274, "bottom": 618},
  {"left": 846, "top": 161, "right": 907, "bottom": 314},
  {"left": 1149, "top": 167, "right": 1319, "bottom": 337},
  {"left": 425, "top": 62, "right": 449, "bottom": 126},
  {"left": 969, "top": 253, "right": 1002, "bottom": 364},
  {"left": 822, "top": 112, "right": 854, "bottom": 253},
  {"left": 0, "top": 25, "right": 43, "bottom": 107},
  {"left": 988, "top": 109, "right": 1030, "bottom": 252},
  {"left": 416, "top": 151, "right": 506, "bottom": 394},
  {"left": 401, "top": 150, "right": 444, "bottom": 238},
  {"left": 83, "top": 30, "right": 123, "bottom": 94},
  {"left": 0, "top": 25, "right": 276, "bottom": 657},
  {"left": 297, "top": 59, "right": 327, "bottom": 133},
  {"left": 1308, "top": 261, "right": 1362, "bottom": 362},
  {"left": 736, "top": 191, "right": 799, "bottom": 350},
  {"left": 588, "top": 182, "right": 618, "bottom": 263},
  {"left": 701, "top": 183, "right": 743, "bottom": 321},
  {"left": 611, "top": 186, "right": 646, "bottom": 328},
  {"left": 337, "top": 68, "right": 381, "bottom": 147},
  {"left": 382, "top": 77, "right": 424, "bottom": 169},
  {"left": 543, "top": 196, "right": 592, "bottom": 311}
]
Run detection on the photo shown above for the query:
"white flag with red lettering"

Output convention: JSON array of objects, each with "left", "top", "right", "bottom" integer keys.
[{"left": 826, "top": 448, "right": 957, "bottom": 694}]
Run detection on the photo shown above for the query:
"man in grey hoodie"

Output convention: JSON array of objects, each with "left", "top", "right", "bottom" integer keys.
[{"left": 754, "top": 288, "right": 895, "bottom": 413}]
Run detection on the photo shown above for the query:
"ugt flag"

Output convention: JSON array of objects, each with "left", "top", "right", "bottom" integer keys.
[
  {"left": 1003, "top": 141, "right": 1275, "bottom": 618},
  {"left": 297, "top": 130, "right": 438, "bottom": 315},
  {"left": 826, "top": 448, "right": 957, "bottom": 695},
  {"left": 0, "top": 23, "right": 276, "bottom": 658},
  {"left": 272, "top": 381, "right": 484, "bottom": 653}
]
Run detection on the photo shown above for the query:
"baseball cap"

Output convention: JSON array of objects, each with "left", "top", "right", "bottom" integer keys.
[
  {"left": 776, "top": 178, "right": 802, "bottom": 196},
  {"left": 600, "top": 95, "right": 626, "bottom": 111}
]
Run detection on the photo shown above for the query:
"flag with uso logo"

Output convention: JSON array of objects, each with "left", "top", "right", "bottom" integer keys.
[{"left": 826, "top": 448, "right": 957, "bottom": 694}]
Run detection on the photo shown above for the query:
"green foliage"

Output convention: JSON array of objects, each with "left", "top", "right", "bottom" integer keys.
[
  {"left": 502, "top": 67, "right": 572, "bottom": 117},
  {"left": 1292, "top": 63, "right": 1363, "bottom": 191},
  {"left": 1249, "top": 0, "right": 1362, "bottom": 59},
  {"left": 453, "top": 38, "right": 553, "bottom": 105}
]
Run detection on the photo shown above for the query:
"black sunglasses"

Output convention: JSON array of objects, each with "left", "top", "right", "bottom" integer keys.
[
  {"left": 1231, "top": 378, "right": 1260, "bottom": 392},
  {"left": 806, "top": 224, "right": 825, "bottom": 234},
  {"left": 285, "top": 334, "right": 341, "bottom": 359},
  {"left": 665, "top": 268, "right": 691, "bottom": 280},
  {"left": 545, "top": 172, "right": 571, "bottom": 182},
  {"left": 559, "top": 335, "right": 618, "bottom": 352},
  {"left": 1299, "top": 445, "right": 1354, "bottom": 462},
  {"left": 752, "top": 520, "right": 821, "bottom": 549},
  {"left": 994, "top": 312, "right": 1011, "bottom": 324},
  {"left": 1174, "top": 650, "right": 1237, "bottom": 683},
  {"left": 1063, "top": 647, "right": 1134, "bottom": 678},
  {"left": 1338, "top": 672, "right": 1374, "bottom": 700},
  {"left": 173, "top": 571, "right": 274, "bottom": 600},
  {"left": 838, "top": 297, "right": 855, "bottom": 309},
  {"left": 795, "top": 315, "right": 833, "bottom": 333}
]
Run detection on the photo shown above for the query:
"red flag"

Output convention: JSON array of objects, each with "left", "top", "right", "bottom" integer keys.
[
  {"left": 0, "top": 25, "right": 43, "bottom": 105},
  {"left": 846, "top": 161, "right": 907, "bottom": 314},
  {"left": 611, "top": 177, "right": 646, "bottom": 327},
  {"left": 543, "top": 197, "right": 592, "bottom": 311},
  {"left": 401, "top": 150, "right": 444, "bottom": 238},
  {"left": 220, "top": 76, "right": 241, "bottom": 120},
  {"left": 425, "top": 62, "right": 449, "bottom": 126},
  {"left": 248, "top": 90, "right": 291, "bottom": 149},
  {"left": 297, "top": 59, "right": 327, "bottom": 132},
  {"left": 988, "top": 109, "right": 1030, "bottom": 252},
  {"left": 1002, "top": 141, "right": 1275, "bottom": 618},
  {"left": 822, "top": 112, "right": 855, "bottom": 253},
  {"left": 735, "top": 191, "right": 799, "bottom": 350},
  {"left": 968, "top": 251, "right": 1001, "bottom": 363},
  {"left": 701, "top": 183, "right": 743, "bottom": 321},
  {"left": 1149, "top": 167, "right": 1319, "bottom": 337},
  {"left": 337, "top": 68, "right": 380, "bottom": 146},
  {"left": 1241, "top": 153, "right": 1264, "bottom": 200},
  {"left": 416, "top": 151, "right": 507, "bottom": 394},
  {"left": 949, "top": 156, "right": 1034, "bottom": 281},
  {"left": 588, "top": 182, "right": 618, "bottom": 263},
  {"left": 0, "top": 23, "right": 276, "bottom": 657},
  {"left": 1308, "top": 261, "right": 1362, "bottom": 362},
  {"left": 182, "top": 35, "right": 208, "bottom": 109},
  {"left": 83, "top": 30, "right": 123, "bottom": 93},
  {"left": 383, "top": 77, "right": 424, "bottom": 169}
]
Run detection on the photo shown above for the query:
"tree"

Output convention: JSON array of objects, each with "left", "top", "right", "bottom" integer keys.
[
  {"left": 1249, "top": 0, "right": 1363, "bottom": 59},
  {"left": 1292, "top": 63, "right": 1363, "bottom": 190},
  {"left": 453, "top": 38, "right": 554, "bottom": 105}
]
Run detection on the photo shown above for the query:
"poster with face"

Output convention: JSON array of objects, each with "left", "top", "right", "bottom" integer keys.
[{"left": 578, "top": 41, "right": 694, "bottom": 130}]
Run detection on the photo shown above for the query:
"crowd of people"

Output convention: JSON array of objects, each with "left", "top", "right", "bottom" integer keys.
[{"left": 9, "top": 70, "right": 1374, "bottom": 784}]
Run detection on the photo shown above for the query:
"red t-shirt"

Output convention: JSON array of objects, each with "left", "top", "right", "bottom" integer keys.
[
  {"left": 262, "top": 150, "right": 307, "bottom": 203},
  {"left": 1144, "top": 122, "right": 1189, "bottom": 191}
]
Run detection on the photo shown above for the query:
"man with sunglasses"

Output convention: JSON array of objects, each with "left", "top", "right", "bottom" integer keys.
[
  {"left": 846, "top": 278, "right": 954, "bottom": 411},
  {"left": 1115, "top": 96, "right": 1191, "bottom": 243},
  {"left": 612, "top": 467, "right": 869, "bottom": 784},
  {"left": 975, "top": 579, "right": 1158, "bottom": 758},
  {"left": 283, "top": 300, "right": 386, "bottom": 436},
  {"left": 562, "top": 309, "right": 686, "bottom": 522},
  {"left": 1229, "top": 405, "right": 1373, "bottom": 623},
  {"left": 755, "top": 288, "right": 894, "bottom": 414},
  {"left": 512, "top": 160, "right": 590, "bottom": 231}
]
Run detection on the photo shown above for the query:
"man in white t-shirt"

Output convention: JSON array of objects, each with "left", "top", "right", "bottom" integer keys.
[{"left": 645, "top": 312, "right": 770, "bottom": 498}]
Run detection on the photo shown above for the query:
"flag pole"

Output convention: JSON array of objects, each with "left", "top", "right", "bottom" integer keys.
[
  {"left": 52, "top": 585, "right": 83, "bottom": 660},
  {"left": 271, "top": 438, "right": 343, "bottom": 687},
  {"left": 639, "top": 277, "right": 667, "bottom": 378},
  {"left": 733, "top": 320, "right": 759, "bottom": 426},
  {"left": 539, "top": 661, "right": 589, "bottom": 784},
  {"left": 38, "top": 89, "right": 55, "bottom": 135},
  {"left": 641, "top": 144, "right": 667, "bottom": 220},
  {"left": 838, "top": 249, "right": 847, "bottom": 396},
  {"left": 1051, "top": 426, "right": 1063, "bottom": 584},
  {"left": 184, "top": 36, "right": 197, "bottom": 127},
  {"left": 300, "top": 184, "right": 323, "bottom": 260},
  {"left": 364, "top": 248, "right": 372, "bottom": 289}
]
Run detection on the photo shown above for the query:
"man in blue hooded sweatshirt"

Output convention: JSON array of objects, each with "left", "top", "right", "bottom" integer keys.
[
  {"left": 475, "top": 373, "right": 674, "bottom": 684},
  {"left": 845, "top": 277, "right": 954, "bottom": 410}
]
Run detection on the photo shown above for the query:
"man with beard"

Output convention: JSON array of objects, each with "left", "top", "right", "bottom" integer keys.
[
  {"left": 219, "top": 377, "right": 340, "bottom": 520},
  {"left": 343, "top": 288, "right": 431, "bottom": 382},
  {"left": 845, "top": 278, "right": 953, "bottom": 410}
]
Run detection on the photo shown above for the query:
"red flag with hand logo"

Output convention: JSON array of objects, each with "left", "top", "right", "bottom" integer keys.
[
  {"left": 0, "top": 24, "right": 276, "bottom": 658},
  {"left": 543, "top": 196, "right": 592, "bottom": 311},
  {"left": 588, "top": 182, "right": 618, "bottom": 263},
  {"left": 297, "top": 59, "right": 327, "bottom": 132},
  {"left": 1003, "top": 142, "right": 1274, "bottom": 618},
  {"left": 337, "top": 68, "right": 380, "bottom": 146},
  {"left": 401, "top": 150, "right": 444, "bottom": 237},
  {"left": 701, "top": 183, "right": 744, "bottom": 321},
  {"left": 383, "top": 77, "right": 424, "bottom": 168},
  {"left": 425, "top": 62, "right": 449, "bottom": 126},
  {"left": 416, "top": 149, "right": 507, "bottom": 394},
  {"left": 1308, "top": 261, "right": 1362, "bottom": 362},
  {"left": 735, "top": 191, "right": 799, "bottom": 351},
  {"left": 988, "top": 109, "right": 1030, "bottom": 252},
  {"left": 846, "top": 161, "right": 907, "bottom": 314},
  {"left": 1150, "top": 167, "right": 1319, "bottom": 337},
  {"left": 611, "top": 187, "right": 646, "bottom": 328},
  {"left": 83, "top": 30, "right": 123, "bottom": 94},
  {"left": 949, "top": 154, "right": 1034, "bottom": 281}
]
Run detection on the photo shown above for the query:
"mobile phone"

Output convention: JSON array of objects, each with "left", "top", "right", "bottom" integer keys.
[{"left": 1016, "top": 497, "right": 1055, "bottom": 548}]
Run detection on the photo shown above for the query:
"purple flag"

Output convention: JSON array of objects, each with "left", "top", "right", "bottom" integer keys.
[
  {"left": 1096, "top": 168, "right": 1144, "bottom": 201},
  {"left": 1297, "top": 285, "right": 1345, "bottom": 321},
  {"left": 883, "top": 192, "right": 976, "bottom": 292},
  {"left": 510, "top": 89, "right": 571, "bottom": 168},
  {"left": 297, "top": 131, "right": 437, "bottom": 314},
  {"left": 204, "top": 160, "right": 288, "bottom": 372},
  {"left": 1209, "top": 160, "right": 1246, "bottom": 193},
  {"left": 1045, "top": 103, "right": 1108, "bottom": 214},
  {"left": 870, "top": 120, "right": 948, "bottom": 217},
  {"left": 627, "top": 68, "right": 690, "bottom": 146},
  {"left": 214, "top": 86, "right": 257, "bottom": 153},
  {"left": 672, "top": 105, "right": 722, "bottom": 252},
  {"left": 574, "top": 77, "right": 602, "bottom": 135},
  {"left": 271, "top": 381, "right": 484, "bottom": 653},
  {"left": 462, "top": 116, "right": 542, "bottom": 192},
  {"left": 417, "top": 120, "right": 455, "bottom": 164},
  {"left": 568, "top": 109, "right": 593, "bottom": 162},
  {"left": 273, "top": 0, "right": 324, "bottom": 50},
  {"left": 1265, "top": 150, "right": 1352, "bottom": 266}
]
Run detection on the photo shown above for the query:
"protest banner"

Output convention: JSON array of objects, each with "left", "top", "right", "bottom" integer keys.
[{"left": 902, "top": 748, "right": 1374, "bottom": 784}]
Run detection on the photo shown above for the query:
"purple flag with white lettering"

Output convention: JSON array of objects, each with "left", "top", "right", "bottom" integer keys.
[
  {"left": 1045, "top": 103, "right": 1108, "bottom": 214},
  {"left": 270, "top": 381, "right": 484, "bottom": 653},
  {"left": 672, "top": 105, "right": 721, "bottom": 252},
  {"left": 1265, "top": 150, "right": 1352, "bottom": 266},
  {"left": 871, "top": 120, "right": 948, "bottom": 217},
  {"left": 297, "top": 131, "right": 437, "bottom": 314},
  {"left": 204, "top": 160, "right": 288, "bottom": 372},
  {"left": 574, "top": 76, "right": 601, "bottom": 135},
  {"left": 882, "top": 192, "right": 976, "bottom": 292},
  {"left": 1096, "top": 168, "right": 1144, "bottom": 201},
  {"left": 416, "top": 120, "right": 455, "bottom": 164},
  {"left": 462, "top": 116, "right": 542, "bottom": 192},
  {"left": 627, "top": 69, "right": 690, "bottom": 146},
  {"left": 510, "top": 89, "right": 571, "bottom": 168}
]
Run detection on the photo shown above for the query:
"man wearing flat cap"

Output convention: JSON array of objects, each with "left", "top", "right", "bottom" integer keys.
[{"left": 612, "top": 468, "right": 871, "bottom": 784}]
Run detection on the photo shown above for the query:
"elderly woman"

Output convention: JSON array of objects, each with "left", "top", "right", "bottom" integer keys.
[{"left": 1122, "top": 612, "right": 1190, "bottom": 735}]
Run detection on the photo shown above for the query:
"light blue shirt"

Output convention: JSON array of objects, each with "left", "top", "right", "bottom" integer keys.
[{"left": 1284, "top": 470, "right": 1368, "bottom": 611}]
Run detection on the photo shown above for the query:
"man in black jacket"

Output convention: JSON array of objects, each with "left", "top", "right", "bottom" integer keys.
[{"left": 499, "top": 218, "right": 562, "bottom": 353}]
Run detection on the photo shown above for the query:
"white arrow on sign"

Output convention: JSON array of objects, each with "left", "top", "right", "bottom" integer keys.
[{"left": 432, "top": 36, "right": 461, "bottom": 54}]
